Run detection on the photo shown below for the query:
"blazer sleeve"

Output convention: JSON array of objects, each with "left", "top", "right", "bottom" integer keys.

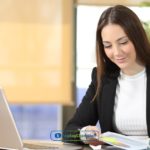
[{"left": 63, "top": 67, "right": 98, "bottom": 144}]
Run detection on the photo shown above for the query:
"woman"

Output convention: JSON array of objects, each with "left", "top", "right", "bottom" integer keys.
[{"left": 63, "top": 5, "right": 150, "bottom": 145}]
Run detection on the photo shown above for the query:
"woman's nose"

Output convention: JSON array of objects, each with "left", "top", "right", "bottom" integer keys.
[{"left": 113, "top": 45, "right": 121, "bottom": 56}]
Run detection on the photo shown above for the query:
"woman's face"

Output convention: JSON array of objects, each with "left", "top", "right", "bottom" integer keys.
[{"left": 101, "top": 24, "right": 142, "bottom": 75}]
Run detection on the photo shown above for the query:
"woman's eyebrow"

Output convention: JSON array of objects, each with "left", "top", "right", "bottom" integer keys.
[
  {"left": 102, "top": 36, "right": 128, "bottom": 44},
  {"left": 117, "top": 36, "right": 128, "bottom": 42}
]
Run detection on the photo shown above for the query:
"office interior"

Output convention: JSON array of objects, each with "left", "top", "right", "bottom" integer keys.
[{"left": 0, "top": 0, "right": 150, "bottom": 140}]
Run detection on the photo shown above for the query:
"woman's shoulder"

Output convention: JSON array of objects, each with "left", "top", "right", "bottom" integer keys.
[
  {"left": 91, "top": 66, "right": 119, "bottom": 77},
  {"left": 91, "top": 67, "right": 118, "bottom": 84},
  {"left": 146, "top": 65, "right": 150, "bottom": 72},
  {"left": 91, "top": 67, "right": 97, "bottom": 77},
  {"left": 90, "top": 67, "right": 97, "bottom": 86}
]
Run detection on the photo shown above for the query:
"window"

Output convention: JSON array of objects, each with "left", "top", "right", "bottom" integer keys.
[{"left": 76, "top": 5, "right": 150, "bottom": 105}]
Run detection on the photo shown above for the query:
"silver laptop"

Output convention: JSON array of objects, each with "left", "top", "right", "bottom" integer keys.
[
  {"left": 0, "top": 89, "right": 23, "bottom": 150},
  {"left": 0, "top": 89, "right": 63, "bottom": 150}
]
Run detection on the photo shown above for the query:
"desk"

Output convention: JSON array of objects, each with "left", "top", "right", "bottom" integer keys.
[{"left": 23, "top": 140, "right": 120, "bottom": 150}]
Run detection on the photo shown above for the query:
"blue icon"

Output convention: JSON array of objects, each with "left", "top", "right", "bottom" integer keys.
[{"left": 50, "top": 130, "right": 62, "bottom": 141}]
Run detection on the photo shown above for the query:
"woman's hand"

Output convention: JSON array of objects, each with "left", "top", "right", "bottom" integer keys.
[{"left": 84, "top": 126, "right": 103, "bottom": 146}]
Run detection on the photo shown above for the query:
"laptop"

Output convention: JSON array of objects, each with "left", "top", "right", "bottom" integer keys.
[{"left": 0, "top": 88, "right": 65, "bottom": 150}]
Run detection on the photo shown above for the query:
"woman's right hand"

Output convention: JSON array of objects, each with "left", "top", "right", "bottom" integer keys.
[{"left": 82, "top": 125, "right": 103, "bottom": 146}]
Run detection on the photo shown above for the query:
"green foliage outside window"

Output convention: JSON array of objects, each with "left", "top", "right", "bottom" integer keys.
[
  {"left": 140, "top": 2, "right": 150, "bottom": 41},
  {"left": 143, "top": 22, "right": 150, "bottom": 41}
]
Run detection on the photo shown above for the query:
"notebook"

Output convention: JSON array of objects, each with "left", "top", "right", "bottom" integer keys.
[{"left": 0, "top": 88, "right": 64, "bottom": 150}]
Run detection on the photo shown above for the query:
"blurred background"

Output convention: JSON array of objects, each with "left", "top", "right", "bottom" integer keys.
[{"left": 0, "top": 0, "right": 150, "bottom": 140}]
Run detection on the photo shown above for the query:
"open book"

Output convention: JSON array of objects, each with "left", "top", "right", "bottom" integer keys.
[{"left": 96, "top": 132, "right": 149, "bottom": 150}]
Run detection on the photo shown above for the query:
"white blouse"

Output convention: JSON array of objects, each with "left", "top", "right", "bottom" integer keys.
[{"left": 113, "top": 68, "right": 148, "bottom": 136}]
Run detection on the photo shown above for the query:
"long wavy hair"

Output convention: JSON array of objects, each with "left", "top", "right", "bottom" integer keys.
[{"left": 94, "top": 5, "right": 150, "bottom": 100}]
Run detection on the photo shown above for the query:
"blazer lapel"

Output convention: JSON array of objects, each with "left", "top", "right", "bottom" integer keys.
[
  {"left": 146, "top": 66, "right": 150, "bottom": 136},
  {"left": 99, "top": 77, "right": 118, "bottom": 133}
]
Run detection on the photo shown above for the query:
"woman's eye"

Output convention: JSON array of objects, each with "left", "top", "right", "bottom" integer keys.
[
  {"left": 120, "top": 40, "right": 128, "bottom": 45},
  {"left": 104, "top": 45, "right": 112, "bottom": 48}
]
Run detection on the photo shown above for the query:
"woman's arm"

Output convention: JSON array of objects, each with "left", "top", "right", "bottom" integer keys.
[{"left": 63, "top": 67, "right": 99, "bottom": 144}]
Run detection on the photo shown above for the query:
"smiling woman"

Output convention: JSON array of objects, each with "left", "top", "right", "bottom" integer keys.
[{"left": 64, "top": 5, "right": 150, "bottom": 145}]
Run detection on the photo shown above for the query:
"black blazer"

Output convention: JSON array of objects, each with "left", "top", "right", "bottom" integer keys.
[{"left": 64, "top": 66, "right": 150, "bottom": 143}]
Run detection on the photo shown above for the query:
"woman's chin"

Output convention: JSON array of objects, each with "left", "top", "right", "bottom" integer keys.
[{"left": 116, "top": 63, "right": 129, "bottom": 70}]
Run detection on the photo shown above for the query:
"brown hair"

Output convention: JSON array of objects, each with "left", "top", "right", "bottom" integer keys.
[{"left": 94, "top": 5, "right": 150, "bottom": 100}]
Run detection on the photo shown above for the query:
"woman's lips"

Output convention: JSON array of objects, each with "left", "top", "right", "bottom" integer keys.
[{"left": 116, "top": 57, "right": 126, "bottom": 63}]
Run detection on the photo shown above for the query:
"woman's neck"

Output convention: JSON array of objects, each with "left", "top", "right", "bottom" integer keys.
[{"left": 121, "top": 64, "right": 145, "bottom": 76}]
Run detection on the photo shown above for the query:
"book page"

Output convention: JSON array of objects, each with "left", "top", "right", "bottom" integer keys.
[{"left": 99, "top": 132, "right": 149, "bottom": 150}]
